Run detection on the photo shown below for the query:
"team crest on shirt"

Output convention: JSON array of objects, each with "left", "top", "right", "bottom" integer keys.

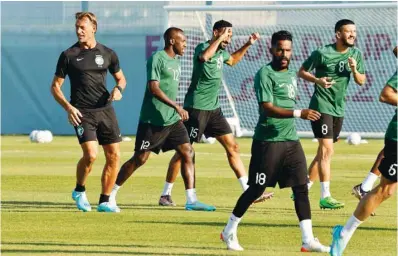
[
  {"left": 95, "top": 55, "right": 104, "bottom": 67},
  {"left": 76, "top": 125, "right": 84, "bottom": 137}
]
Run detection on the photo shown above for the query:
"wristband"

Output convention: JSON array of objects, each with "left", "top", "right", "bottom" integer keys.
[
  {"left": 293, "top": 110, "right": 302, "bottom": 118},
  {"left": 115, "top": 85, "right": 123, "bottom": 93}
]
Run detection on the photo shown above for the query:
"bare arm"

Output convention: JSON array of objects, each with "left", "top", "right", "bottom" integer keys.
[
  {"left": 108, "top": 69, "right": 127, "bottom": 101},
  {"left": 379, "top": 85, "right": 397, "bottom": 106},
  {"left": 50, "top": 76, "right": 71, "bottom": 111},
  {"left": 226, "top": 32, "right": 260, "bottom": 66},
  {"left": 148, "top": 80, "right": 188, "bottom": 121},
  {"left": 225, "top": 42, "right": 251, "bottom": 66},
  {"left": 348, "top": 57, "right": 366, "bottom": 86},
  {"left": 261, "top": 102, "right": 320, "bottom": 121},
  {"left": 50, "top": 75, "right": 82, "bottom": 126},
  {"left": 297, "top": 66, "right": 333, "bottom": 88},
  {"left": 352, "top": 70, "right": 366, "bottom": 86},
  {"left": 199, "top": 28, "right": 229, "bottom": 62}
]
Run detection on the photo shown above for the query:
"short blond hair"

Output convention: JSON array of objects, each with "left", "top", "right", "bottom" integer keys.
[{"left": 75, "top": 12, "right": 97, "bottom": 31}]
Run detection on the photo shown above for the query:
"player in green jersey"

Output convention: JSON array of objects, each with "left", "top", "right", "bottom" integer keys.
[
  {"left": 331, "top": 69, "right": 397, "bottom": 256},
  {"left": 298, "top": 19, "right": 366, "bottom": 210},
  {"left": 110, "top": 27, "right": 214, "bottom": 212},
  {"left": 352, "top": 47, "right": 397, "bottom": 214},
  {"left": 220, "top": 30, "right": 329, "bottom": 253},
  {"left": 158, "top": 20, "right": 273, "bottom": 208}
]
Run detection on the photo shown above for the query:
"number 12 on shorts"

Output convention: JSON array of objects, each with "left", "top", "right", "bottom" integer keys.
[{"left": 256, "top": 173, "right": 266, "bottom": 185}]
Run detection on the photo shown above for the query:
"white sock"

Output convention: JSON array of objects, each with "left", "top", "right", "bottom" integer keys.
[
  {"left": 185, "top": 188, "right": 197, "bottom": 204},
  {"left": 299, "top": 219, "right": 315, "bottom": 244},
  {"left": 224, "top": 214, "right": 241, "bottom": 235},
  {"left": 111, "top": 184, "right": 120, "bottom": 194},
  {"left": 320, "top": 181, "right": 331, "bottom": 199},
  {"left": 161, "top": 182, "right": 174, "bottom": 196},
  {"left": 307, "top": 180, "right": 314, "bottom": 190},
  {"left": 361, "top": 172, "right": 379, "bottom": 192},
  {"left": 238, "top": 176, "right": 249, "bottom": 191},
  {"left": 341, "top": 215, "right": 363, "bottom": 244}
]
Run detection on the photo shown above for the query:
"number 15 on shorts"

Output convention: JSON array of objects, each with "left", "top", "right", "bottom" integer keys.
[{"left": 256, "top": 173, "right": 266, "bottom": 185}]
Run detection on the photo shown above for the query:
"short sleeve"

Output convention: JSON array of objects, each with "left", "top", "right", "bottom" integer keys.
[
  {"left": 194, "top": 43, "right": 206, "bottom": 61},
  {"left": 254, "top": 70, "right": 273, "bottom": 103},
  {"left": 55, "top": 52, "right": 68, "bottom": 78},
  {"left": 355, "top": 50, "right": 365, "bottom": 74},
  {"left": 146, "top": 54, "right": 162, "bottom": 82},
  {"left": 386, "top": 71, "right": 397, "bottom": 90},
  {"left": 302, "top": 49, "right": 322, "bottom": 72},
  {"left": 108, "top": 50, "right": 121, "bottom": 74},
  {"left": 222, "top": 50, "right": 231, "bottom": 63}
]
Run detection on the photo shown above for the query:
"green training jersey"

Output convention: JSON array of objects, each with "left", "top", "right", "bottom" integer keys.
[
  {"left": 385, "top": 71, "right": 397, "bottom": 141},
  {"left": 303, "top": 43, "right": 365, "bottom": 117},
  {"left": 253, "top": 63, "right": 299, "bottom": 142},
  {"left": 139, "top": 50, "right": 181, "bottom": 126},
  {"left": 184, "top": 41, "right": 231, "bottom": 110}
]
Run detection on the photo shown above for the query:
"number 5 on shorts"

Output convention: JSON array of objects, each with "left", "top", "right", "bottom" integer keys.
[{"left": 256, "top": 173, "right": 266, "bottom": 185}]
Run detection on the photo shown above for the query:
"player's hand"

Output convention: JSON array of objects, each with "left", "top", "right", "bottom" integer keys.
[
  {"left": 300, "top": 109, "right": 321, "bottom": 121},
  {"left": 316, "top": 77, "right": 335, "bottom": 89},
  {"left": 66, "top": 106, "right": 83, "bottom": 126},
  {"left": 248, "top": 32, "right": 260, "bottom": 45},
  {"left": 393, "top": 46, "right": 397, "bottom": 57},
  {"left": 108, "top": 87, "right": 123, "bottom": 102},
  {"left": 348, "top": 57, "right": 357, "bottom": 72},
  {"left": 176, "top": 106, "right": 189, "bottom": 121}
]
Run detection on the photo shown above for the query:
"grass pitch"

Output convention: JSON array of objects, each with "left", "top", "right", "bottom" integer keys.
[{"left": 1, "top": 136, "right": 396, "bottom": 255}]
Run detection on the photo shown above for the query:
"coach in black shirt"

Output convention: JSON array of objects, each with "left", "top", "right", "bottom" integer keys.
[{"left": 51, "top": 12, "right": 126, "bottom": 213}]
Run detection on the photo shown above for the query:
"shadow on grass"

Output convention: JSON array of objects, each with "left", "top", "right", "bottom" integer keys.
[
  {"left": 1, "top": 249, "right": 218, "bottom": 255},
  {"left": 1, "top": 241, "right": 222, "bottom": 255},
  {"left": 125, "top": 219, "right": 397, "bottom": 232}
]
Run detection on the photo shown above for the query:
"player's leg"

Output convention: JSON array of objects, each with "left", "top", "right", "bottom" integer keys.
[
  {"left": 163, "top": 121, "right": 214, "bottom": 211},
  {"left": 352, "top": 148, "right": 383, "bottom": 199},
  {"left": 307, "top": 146, "right": 321, "bottom": 189},
  {"left": 331, "top": 177, "right": 396, "bottom": 255},
  {"left": 72, "top": 141, "right": 98, "bottom": 212},
  {"left": 310, "top": 113, "right": 344, "bottom": 209},
  {"left": 217, "top": 133, "right": 274, "bottom": 202},
  {"left": 159, "top": 108, "right": 202, "bottom": 204},
  {"left": 71, "top": 113, "right": 98, "bottom": 212},
  {"left": 94, "top": 107, "right": 123, "bottom": 212},
  {"left": 221, "top": 140, "right": 278, "bottom": 251},
  {"left": 331, "top": 139, "right": 397, "bottom": 256},
  {"left": 97, "top": 142, "right": 121, "bottom": 212},
  {"left": 159, "top": 152, "right": 181, "bottom": 206},
  {"left": 111, "top": 122, "right": 164, "bottom": 207},
  {"left": 283, "top": 141, "right": 329, "bottom": 253},
  {"left": 209, "top": 108, "right": 273, "bottom": 201}
]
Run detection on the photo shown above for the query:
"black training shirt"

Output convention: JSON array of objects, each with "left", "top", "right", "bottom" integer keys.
[{"left": 55, "top": 42, "right": 120, "bottom": 109}]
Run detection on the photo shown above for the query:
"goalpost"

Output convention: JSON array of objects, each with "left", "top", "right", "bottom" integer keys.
[{"left": 164, "top": 2, "right": 397, "bottom": 138}]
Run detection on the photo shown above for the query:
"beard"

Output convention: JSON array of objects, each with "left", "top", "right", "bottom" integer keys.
[
  {"left": 272, "top": 57, "right": 290, "bottom": 70},
  {"left": 342, "top": 38, "right": 355, "bottom": 47}
]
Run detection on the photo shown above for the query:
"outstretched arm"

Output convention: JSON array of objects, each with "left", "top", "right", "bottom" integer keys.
[{"left": 226, "top": 32, "right": 260, "bottom": 66}]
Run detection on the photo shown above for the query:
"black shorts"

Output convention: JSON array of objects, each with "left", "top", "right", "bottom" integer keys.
[
  {"left": 184, "top": 107, "right": 232, "bottom": 143},
  {"left": 134, "top": 121, "right": 190, "bottom": 154},
  {"left": 311, "top": 113, "right": 344, "bottom": 143},
  {"left": 248, "top": 140, "right": 308, "bottom": 189},
  {"left": 379, "top": 139, "right": 397, "bottom": 182},
  {"left": 74, "top": 106, "right": 122, "bottom": 145}
]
